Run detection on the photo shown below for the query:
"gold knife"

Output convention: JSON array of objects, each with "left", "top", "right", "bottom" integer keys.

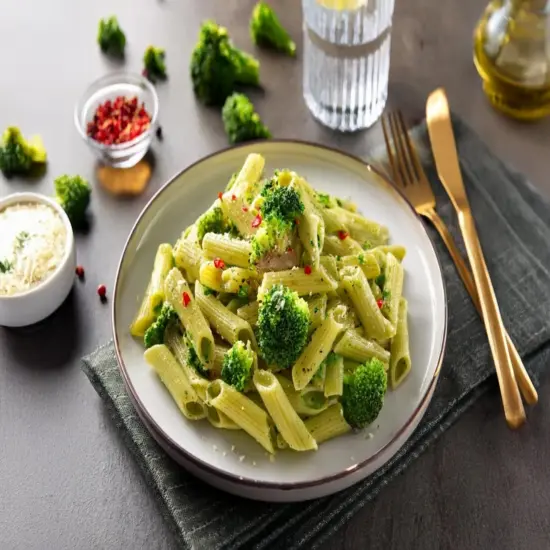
[{"left": 426, "top": 88, "right": 526, "bottom": 429}]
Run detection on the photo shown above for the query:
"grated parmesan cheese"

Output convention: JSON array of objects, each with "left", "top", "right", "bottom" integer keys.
[{"left": 0, "top": 203, "right": 67, "bottom": 296}]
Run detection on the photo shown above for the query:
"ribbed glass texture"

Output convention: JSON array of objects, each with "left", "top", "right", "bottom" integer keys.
[{"left": 302, "top": 0, "right": 395, "bottom": 131}]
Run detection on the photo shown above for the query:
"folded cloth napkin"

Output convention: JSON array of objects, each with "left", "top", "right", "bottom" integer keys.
[{"left": 82, "top": 116, "right": 550, "bottom": 550}]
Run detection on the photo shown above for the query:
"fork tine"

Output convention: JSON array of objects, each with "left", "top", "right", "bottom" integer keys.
[
  {"left": 381, "top": 115, "right": 401, "bottom": 186},
  {"left": 397, "top": 111, "right": 425, "bottom": 184},
  {"left": 385, "top": 113, "right": 408, "bottom": 187},
  {"left": 390, "top": 112, "right": 416, "bottom": 187}
]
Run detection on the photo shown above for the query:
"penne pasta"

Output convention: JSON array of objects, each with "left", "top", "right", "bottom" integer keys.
[
  {"left": 207, "top": 379, "right": 275, "bottom": 453},
  {"left": 292, "top": 314, "right": 344, "bottom": 390},
  {"left": 382, "top": 252, "right": 404, "bottom": 329},
  {"left": 204, "top": 404, "right": 242, "bottom": 430},
  {"left": 338, "top": 252, "right": 380, "bottom": 279},
  {"left": 389, "top": 298, "right": 411, "bottom": 389},
  {"left": 174, "top": 239, "right": 202, "bottom": 284},
  {"left": 130, "top": 243, "right": 173, "bottom": 337},
  {"left": 306, "top": 294, "right": 328, "bottom": 333},
  {"left": 164, "top": 267, "right": 215, "bottom": 366},
  {"left": 254, "top": 370, "right": 317, "bottom": 451},
  {"left": 339, "top": 265, "right": 396, "bottom": 340},
  {"left": 220, "top": 153, "right": 265, "bottom": 236},
  {"left": 334, "top": 328, "right": 391, "bottom": 365},
  {"left": 236, "top": 300, "right": 259, "bottom": 326},
  {"left": 195, "top": 281, "right": 256, "bottom": 347},
  {"left": 202, "top": 232, "right": 252, "bottom": 268},
  {"left": 132, "top": 156, "right": 410, "bottom": 453},
  {"left": 324, "top": 353, "right": 344, "bottom": 397},
  {"left": 322, "top": 234, "right": 363, "bottom": 256},
  {"left": 144, "top": 344, "right": 205, "bottom": 420},
  {"left": 165, "top": 325, "right": 210, "bottom": 402},
  {"left": 258, "top": 265, "right": 337, "bottom": 298}
]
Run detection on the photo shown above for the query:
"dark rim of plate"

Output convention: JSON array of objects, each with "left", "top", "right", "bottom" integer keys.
[{"left": 112, "top": 139, "right": 448, "bottom": 492}]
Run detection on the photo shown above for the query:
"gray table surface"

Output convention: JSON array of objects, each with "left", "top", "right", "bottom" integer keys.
[{"left": 2, "top": 1, "right": 550, "bottom": 549}]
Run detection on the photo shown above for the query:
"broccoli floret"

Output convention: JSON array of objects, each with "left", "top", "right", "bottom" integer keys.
[
  {"left": 222, "top": 93, "right": 271, "bottom": 145},
  {"left": 143, "top": 46, "right": 167, "bottom": 81},
  {"left": 250, "top": 176, "right": 304, "bottom": 264},
  {"left": 257, "top": 284, "right": 310, "bottom": 368},
  {"left": 97, "top": 16, "right": 126, "bottom": 57},
  {"left": 196, "top": 206, "right": 225, "bottom": 243},
  {"left": 250, "top": 1, "right": 296, "bottom": 57},
  {"left": 144, "top": 303, "right": 177, "bottom": 349},
  {"left": 221, "top": 341, "right": 254, "bottom": 391},
  {"left": 190, "top": 20, "right": 260, "bottom": 106},
  {"left": 250, "top": 217, "right": 291, "bottom": 264},
  {"left": 54, "top": 174, "right": 91, "bottom": 227},
  {"left": 262, "top": 184, "right": 304, "bottom": 224},
  {"left": 0, "top": 127, "right": 47, "bottom": 176},
  {"left": 342, "top": 358, "right": 387, "bottom": 428}
]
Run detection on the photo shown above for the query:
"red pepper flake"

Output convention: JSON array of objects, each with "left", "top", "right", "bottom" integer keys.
[
  {"left": 86, "top": 95, "right": 152, "bottom": 146},
  {"left": 213, "top": 258, "right": 225, "bottom": 269},
  {"left": 97, "top": 284, "right": 107, "bottom": 299},
  {"left": 338, "top": 230, "right": 349, "bottom": 240},
  {"left": 376, "top": 299, "right": 384, "bottom": 309},
  {"left": 217, "top": 192, "right": 223, "bottom": 201},
  {"left": 286, "top": 246, "right": 293, "bottom": 253},
  {"left": 182, "top": 292, "right": 191, "bottom": 307},
  {"left": 242, "top": 206, "right": 249, "bottom": 212},
  {"left": 295, "top": 218, "right": 301, "bottom": 225},
  {"left": 251, "top": 214, "right": 262, "bottom": 228},
  {"left": 231, "top": 194, "right": 237, "bottom": 201},
  {"left": 304, "top": 265, "right": 312, "bottom": 275},
  {"left": 75, "top": 265, "right": 85, "bottom": 278}
]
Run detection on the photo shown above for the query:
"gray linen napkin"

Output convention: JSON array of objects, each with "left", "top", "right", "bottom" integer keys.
[{"left": 82, "top": 117, "right": 550, "bottom": 550}]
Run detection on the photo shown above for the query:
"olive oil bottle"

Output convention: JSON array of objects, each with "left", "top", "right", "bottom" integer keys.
[{"left": 474, "top": 0, "right": 550, "bottom": 120}]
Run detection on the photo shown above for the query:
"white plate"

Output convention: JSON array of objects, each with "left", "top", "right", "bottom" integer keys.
[{"left": 113, "top": 141, "right": 447, "bottom": 502}]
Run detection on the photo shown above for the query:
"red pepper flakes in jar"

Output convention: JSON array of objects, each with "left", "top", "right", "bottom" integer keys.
[{"left": 86, "top": 95, "right": 152, "bottom": 146}]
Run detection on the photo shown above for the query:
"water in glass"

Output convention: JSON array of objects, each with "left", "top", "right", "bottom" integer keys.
[{"left": 302, "top": 0, "right": 395, "bottom": 131}]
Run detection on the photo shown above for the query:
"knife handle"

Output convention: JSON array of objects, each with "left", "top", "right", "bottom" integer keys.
[
  {"left": 459, "top": 210, "right": 526, "bottom": 428},
  {"left": 426, "top": 208, "right": 537, "bottom": 405}
]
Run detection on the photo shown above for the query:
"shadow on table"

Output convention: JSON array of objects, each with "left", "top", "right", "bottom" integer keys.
[{"left": 0, "top": 287, "right": 82, "bottom": 371}]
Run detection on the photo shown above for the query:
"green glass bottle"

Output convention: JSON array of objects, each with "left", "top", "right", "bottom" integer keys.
[{"left": 474, "top": 0, "right": 550, "bottom": 120}]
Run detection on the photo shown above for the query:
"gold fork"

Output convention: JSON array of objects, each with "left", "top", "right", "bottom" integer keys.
[{"left": 381, "top": 111, "right": 538, "bottom": 407}]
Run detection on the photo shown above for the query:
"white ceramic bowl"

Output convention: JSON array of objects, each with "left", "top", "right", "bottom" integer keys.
[
  {"left": 0, "top": 193, "right": 76, "bottom": 327},
  {"left": 113, "top": 141, "right": 447, "bottom": 501}
]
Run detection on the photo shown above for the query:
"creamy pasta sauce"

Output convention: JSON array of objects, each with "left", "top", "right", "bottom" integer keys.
[{"left": 0, "top": 202, "right": 67, "bottom": 296}]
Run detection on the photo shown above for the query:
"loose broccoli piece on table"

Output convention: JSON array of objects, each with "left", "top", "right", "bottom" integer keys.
[
  {"left": 221, "top": 341, "right": 255, "bottom": 391},
  {"left": 257, "top": 284, "right": 310, "bottom": 369},
  {"left": 144, "top": 303, "right": 177, "bottom": 349},
  {"left": 222, "top": 93, "right": 271, "bottom": 145},
  {"left": 54, "top": 174, "right": 91, "bottom": 227},
  {"left": 196, "top": 206, "right": 225, "bottom": 243},
  {"left": 0, "top": 127, "right": 47, "bottom": 176},
  {"left": 190, "top": 20, "right": 260, "bottom": 106},
  {"left": 250, "top": 1, "right": 296, "bottom": 57},
  {"left": 97, "top": 16, "right": 126, "bottom": 57},
  {"left": 342, "top": 358, "right": 387, "bottom": 429},
  {"left": 143, "top": 46, "right": 167, "bottom": 81}
]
